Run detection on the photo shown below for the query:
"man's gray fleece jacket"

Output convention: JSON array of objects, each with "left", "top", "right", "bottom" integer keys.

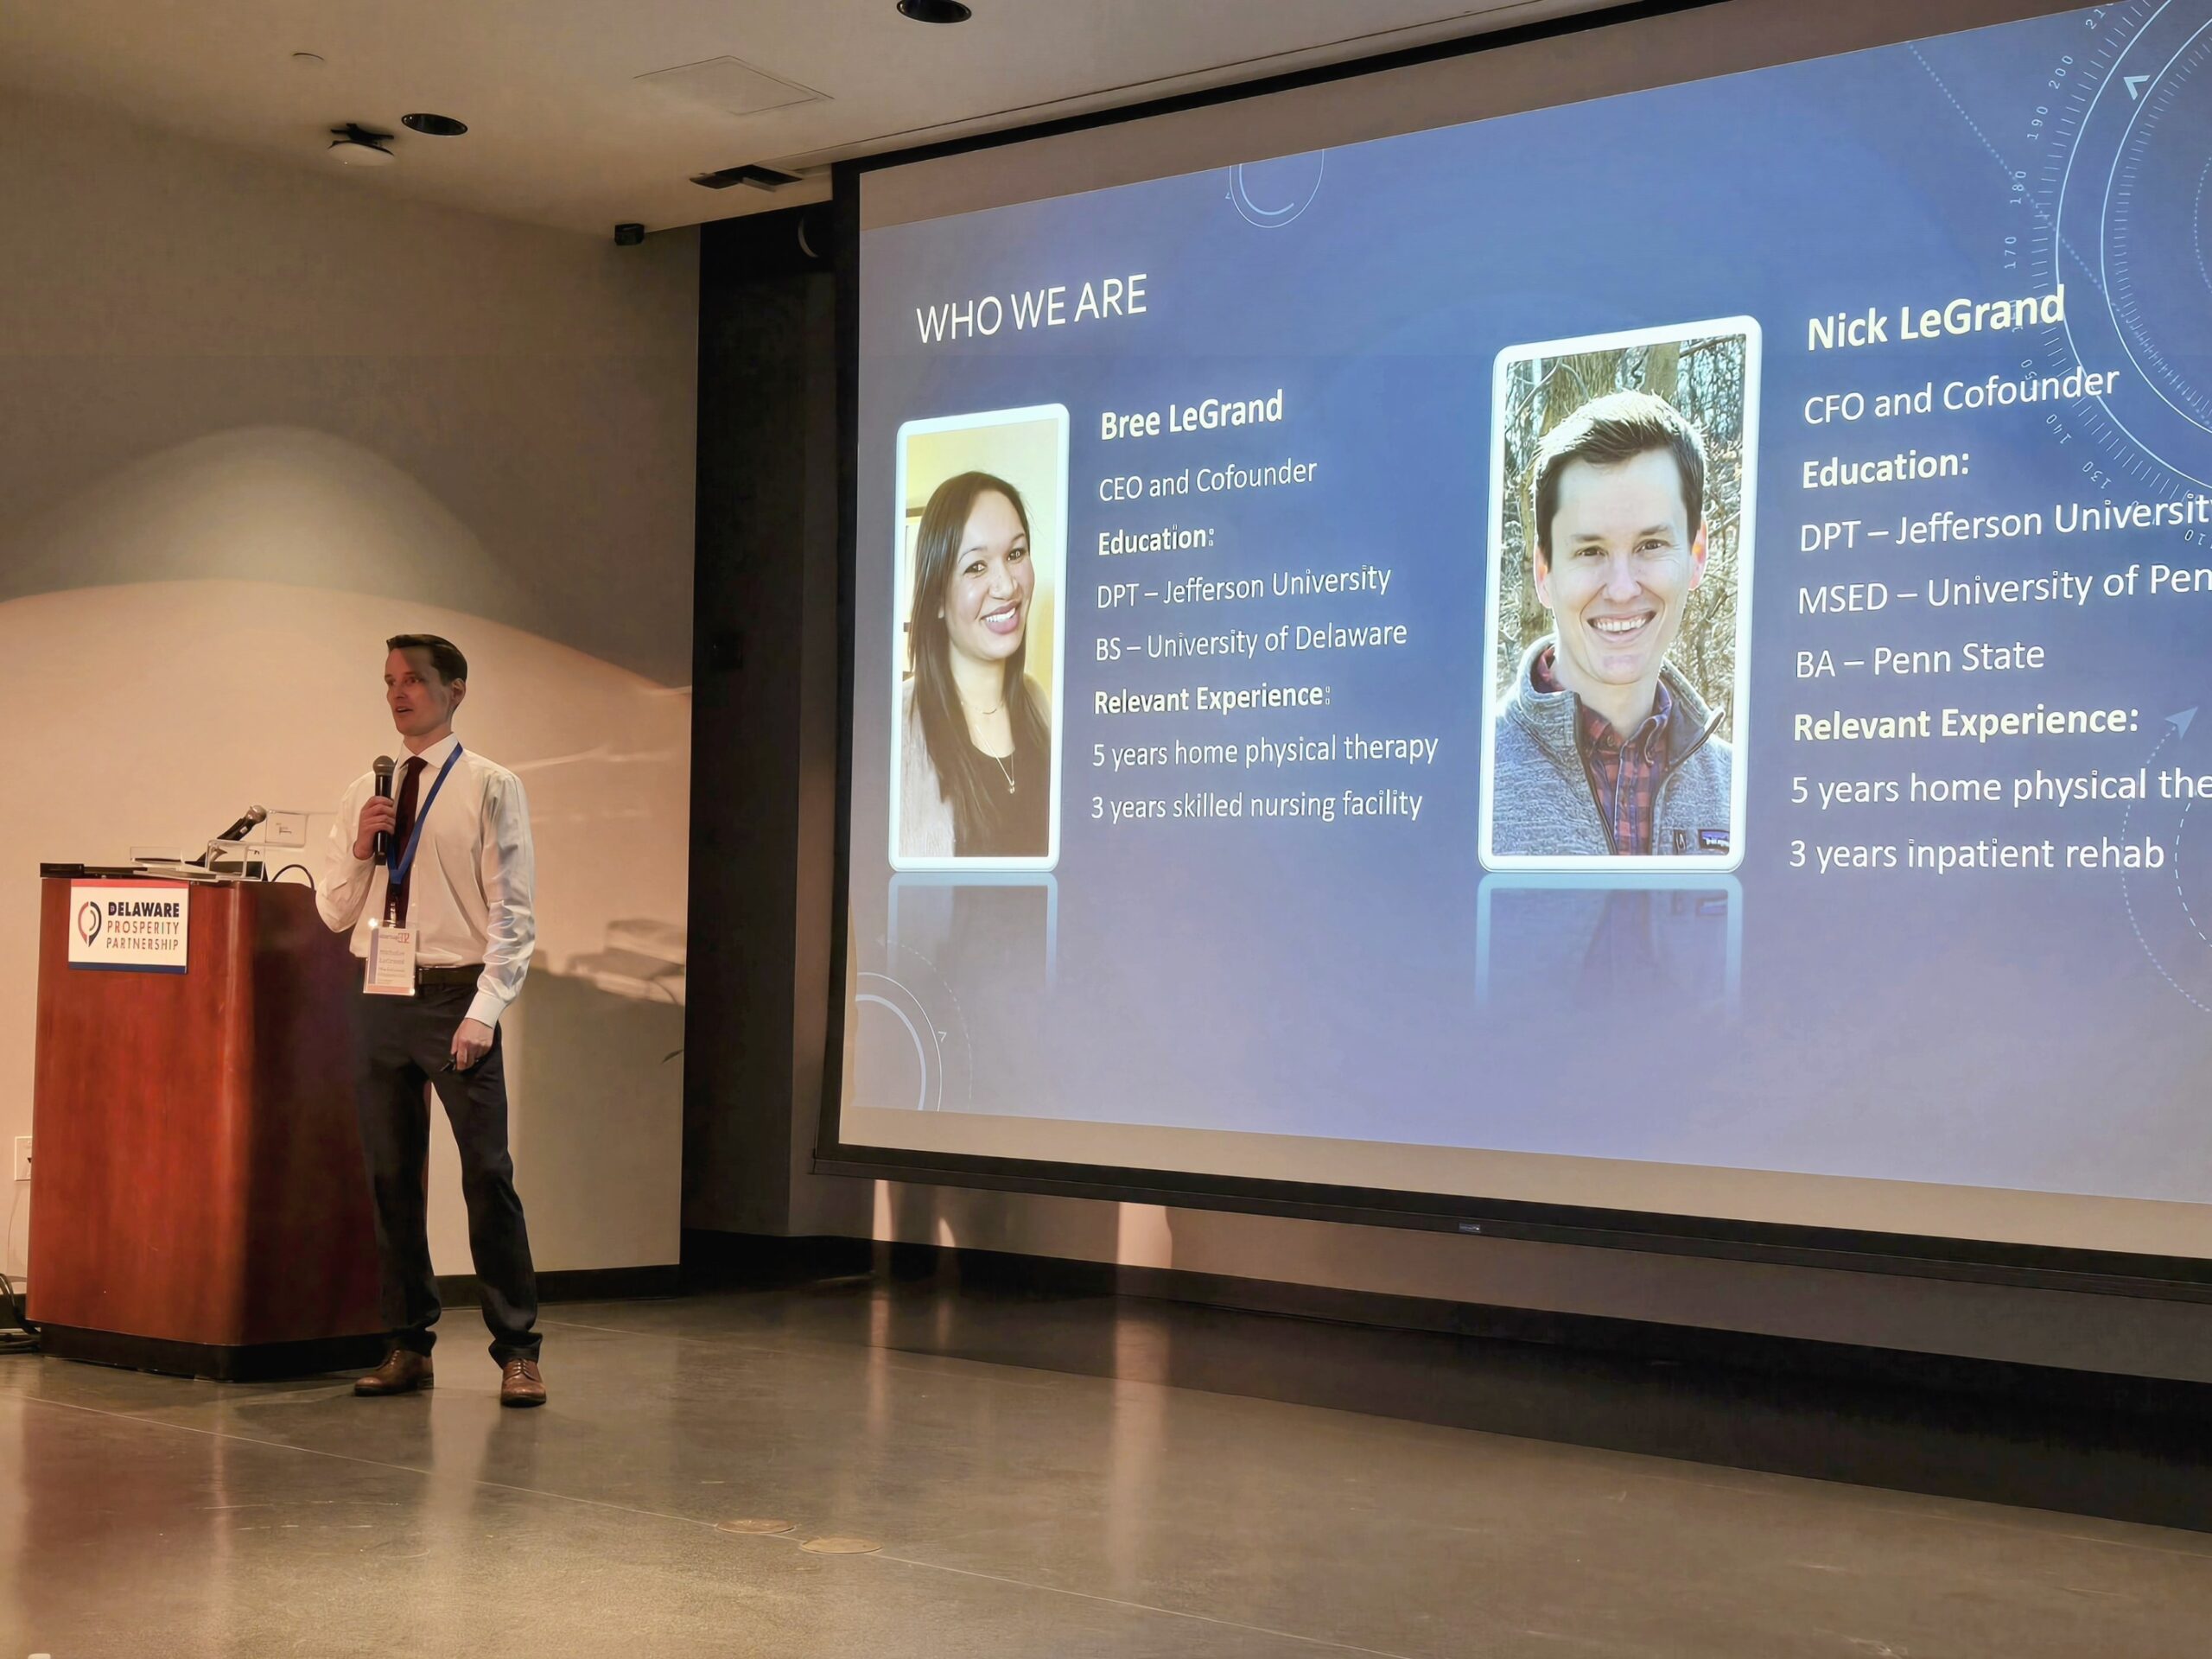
[{"left": 1490, "top": 637, "right": 1734, "bottom": 857}]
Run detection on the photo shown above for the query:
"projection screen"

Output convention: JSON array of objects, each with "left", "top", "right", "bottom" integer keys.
[{"left": 829, "top": 0, "right": 2212, "bottom": 1280}]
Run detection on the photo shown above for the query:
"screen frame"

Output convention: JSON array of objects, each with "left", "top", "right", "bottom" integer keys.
[{"left": 817, "top": 0, "right": 2212, "bottom": 1302}]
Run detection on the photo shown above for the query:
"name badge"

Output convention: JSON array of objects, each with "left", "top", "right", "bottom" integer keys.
[{"left": 364, "top": 922, "right": 418, "bottom": 996}]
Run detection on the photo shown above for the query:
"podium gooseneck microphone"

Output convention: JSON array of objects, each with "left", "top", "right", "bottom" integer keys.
[
  {"left": 210, "top": 804, "right": 268, "bottom": 845},
  {"left": 186, "top": 804, "right": 266, "bottom": 868},
  {"left": 372, "top": 756, "right": 396, "bottom": 860}
]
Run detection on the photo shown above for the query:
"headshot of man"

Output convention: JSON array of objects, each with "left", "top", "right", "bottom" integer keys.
[
  {"left": 1491, "top": 389, "right": 1733, "bottom": 859},
  {"left": 899, "top": 469, "right": 1053, "bottom": 861},
  {"left": 316, "top": 632, "right": 547, "bottom": 1407}
]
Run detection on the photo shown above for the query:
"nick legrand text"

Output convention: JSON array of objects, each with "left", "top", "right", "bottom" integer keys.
[{"left": 1808, "top": 284, "right": 2068, "bottom": 351}]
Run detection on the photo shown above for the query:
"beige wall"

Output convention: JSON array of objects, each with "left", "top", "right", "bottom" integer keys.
[{"left": 0, "top": 88, "right": 697, "bottom": 1287}]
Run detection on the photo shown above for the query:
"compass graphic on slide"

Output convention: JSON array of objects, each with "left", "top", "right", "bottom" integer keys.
[
  {"left": 1228, "top": 153, "right": 1325, "bottom": 228},
  {"left": 853, "top": 947, "right": 974, "bottom": 1114},
  {"left": 2113, "top": 706, "right": 2212, "bottom": 1015},
  {"left": 2027, "top": 0, "right": 2212, "bottom": 502},
  {"left": 2012, "top": 3, "right": 2212, "bottom": 1010}
]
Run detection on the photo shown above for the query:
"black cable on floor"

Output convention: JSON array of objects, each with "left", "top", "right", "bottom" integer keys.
[{"left": 0, "top": 1269, "right": 39, "bottom": 1353}]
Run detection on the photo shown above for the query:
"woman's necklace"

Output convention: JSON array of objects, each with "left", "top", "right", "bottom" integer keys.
[{"left": 965, "top": 685, "right": 1013, "bottom": 791}]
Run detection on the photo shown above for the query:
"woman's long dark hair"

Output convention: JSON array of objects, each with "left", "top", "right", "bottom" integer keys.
[{"left": 906, "top": 471, "right": 1052, "bottom": 850}]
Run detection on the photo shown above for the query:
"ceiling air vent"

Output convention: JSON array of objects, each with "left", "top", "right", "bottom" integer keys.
[
  {"left": 637, "top": 57, "right": 824, "bottom": 119},
  {"left": 690, "top": 164, "right": 803, "bottom": 191}
]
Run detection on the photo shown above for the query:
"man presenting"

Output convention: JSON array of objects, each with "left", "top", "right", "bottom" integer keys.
[
  {"left": 1491, "top": 390, "right": 1733, "bottom": 859},
  {"left": 318, "top": 633, "right": 546, "bottom": 1406}
]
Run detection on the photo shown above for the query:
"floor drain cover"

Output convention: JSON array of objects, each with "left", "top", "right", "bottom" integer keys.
[{"left": 800, "top": 1535, "right": 881, "bottom": 1554}]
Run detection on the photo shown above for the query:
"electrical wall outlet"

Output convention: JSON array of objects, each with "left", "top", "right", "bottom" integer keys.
[
  {"left": 269, "top": 810, "right": 309, "bottom": 847},
  {"left": 11, "top": 1136, "right": 29, "bottom": 1182}
]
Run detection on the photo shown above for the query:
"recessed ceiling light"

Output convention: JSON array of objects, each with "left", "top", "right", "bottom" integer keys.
[
  {"left": 897, "top": 0, "right": 972, "bottom": 22},
  {"left": 327, "top": 124, "right": 397, "bottom": 166},
  {"left": 402, "top": 112, "right": 468, "bottom": 137}
]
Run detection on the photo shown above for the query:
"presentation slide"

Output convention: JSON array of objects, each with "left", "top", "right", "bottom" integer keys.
[{"left": 843, "top": 2, "right": 2212, "bottom": 1252}]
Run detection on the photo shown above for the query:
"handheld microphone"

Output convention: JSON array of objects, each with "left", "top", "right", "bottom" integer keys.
[
  {"left": 372, "top": 756, "right": 396, "bottom": 859},
  {"left": 210, "top": 804, "right": 267, "bottom": 845}
]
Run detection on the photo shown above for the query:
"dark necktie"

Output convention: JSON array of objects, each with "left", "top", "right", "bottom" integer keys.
[{"left": 386, "top": 756, "right": 427, "bottom": 925}]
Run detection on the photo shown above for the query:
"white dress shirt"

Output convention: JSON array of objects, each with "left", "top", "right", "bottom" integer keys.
[{"left": 318, "top": 732, "right": 537, "bottom": 1029}]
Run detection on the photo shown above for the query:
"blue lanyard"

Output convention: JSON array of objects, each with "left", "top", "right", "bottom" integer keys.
[{"left": 387, "top": 744, "right": 464, "bottom": 899}]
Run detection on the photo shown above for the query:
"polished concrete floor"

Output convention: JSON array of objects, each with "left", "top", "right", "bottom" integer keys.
[{"left": 6, "top": 1277, "right": 2212, "bottom": 1658}]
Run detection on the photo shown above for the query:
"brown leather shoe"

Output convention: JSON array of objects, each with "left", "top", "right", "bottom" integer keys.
[
  {"left": 499, "top": 1356, "right": 546, "bottom": 1408},
  {"left": 353, "top": 1349, "right": 434, "bottom": 1396}
]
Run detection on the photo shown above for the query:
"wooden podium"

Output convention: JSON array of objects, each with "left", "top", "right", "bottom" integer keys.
[{"left": 29, "top": 874, "right": 385, "bottom": 1378}]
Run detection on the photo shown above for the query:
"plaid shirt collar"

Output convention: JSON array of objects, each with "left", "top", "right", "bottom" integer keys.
[{"left": 1530, "top": 645, "right": 1674, "bottom": 855}]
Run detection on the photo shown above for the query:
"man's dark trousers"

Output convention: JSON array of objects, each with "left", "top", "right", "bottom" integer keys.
[{"left": 353, "top": 983, "right": 539, "bottom": 1363}]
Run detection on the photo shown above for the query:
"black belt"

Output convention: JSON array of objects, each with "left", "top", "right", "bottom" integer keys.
[{"left": 416, "top": 964, "right": 484, "bottom": 988}]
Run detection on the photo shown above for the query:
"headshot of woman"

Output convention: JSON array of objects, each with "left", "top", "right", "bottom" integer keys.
[{"left": 900, "top": 469, "right": 1052, "bottom": 861}]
